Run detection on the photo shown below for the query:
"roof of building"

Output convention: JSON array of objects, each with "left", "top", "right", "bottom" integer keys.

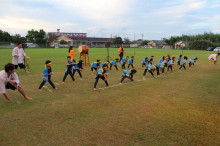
[{"left": 150, "top": 40, "right": 168, "bottom": 45}]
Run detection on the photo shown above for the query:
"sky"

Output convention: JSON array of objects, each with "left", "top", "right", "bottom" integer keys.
[{"left": 0, "top": 0, "right": 220, "bottom": 40}]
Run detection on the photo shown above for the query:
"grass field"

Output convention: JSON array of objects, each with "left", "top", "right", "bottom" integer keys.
[{"left": 0, "top": 48, "right": 219, "bottom": 145}]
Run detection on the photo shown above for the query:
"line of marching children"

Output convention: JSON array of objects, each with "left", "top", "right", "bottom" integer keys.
[{"left": 37, "top": 54, "right": 198, "bottom": 91}]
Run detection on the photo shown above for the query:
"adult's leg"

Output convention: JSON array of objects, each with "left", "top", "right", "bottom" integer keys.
[{"left": 17, "top": 86, "right": 32, "bottom": 100}]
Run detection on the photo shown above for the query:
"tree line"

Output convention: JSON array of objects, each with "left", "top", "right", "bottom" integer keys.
[{"left": 0, "top": 29, "right": 57, "bottom": 45}]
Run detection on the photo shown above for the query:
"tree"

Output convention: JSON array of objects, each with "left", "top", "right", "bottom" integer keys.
[
  {"left": 0, "top": 30, "right": 12, "bottom": 42},
  {"left": 141, "top": 40, "right": 149, "bottom": 45},
  {"left": 11, "top": 34, "right": 27, "bottom": 43},
  {"left": 124, "top": 37, "right": 130, "bottom": 44},
  {"left": 26, "top": 29, "right": 46, "bottom": 44},
  {"left": 60, "top": 40, "right": 68, "bottom": 44},
  {"left": 47, "top": 33, "right": 57, "bottom": 44},
  {"left": 112, "top": 37, "right": 123, "bottom": 44},
  {"left": 188, "top": 40, "right": 213, "bottom": 50}
]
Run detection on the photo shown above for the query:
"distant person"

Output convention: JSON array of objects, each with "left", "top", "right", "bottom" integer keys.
[
  {"left": 179, "top": 56, "right": 188, "bottom": 70},
  {"left": 118, "top": 44, "right": 126, "bottom": 61},
  {"left": 12, "top": 42, "right": 30, "bottom": 73},
  {"left": 0, "top": 63, "right": 32, "bottom": 100},
  {"left": 68, "top": 46, "right": 77, "bottom": 62},
  {"left": 128, "top": 56, "right": 134, "bottom": 68},
  {"left": 110, "top": 59, "right": 119, "bottom": 71},
  {"left": 209, "top": 53, "right": 220, "bottom": 65},
  {"left": 177, "top": 55, "right": 183, "bottom": 66},
  {"left": 120, "top": 69, "right": 137, "bottom": 84},
  {"left": 62, "top": 56, "right": 75, "bottom": 83},
  {"left": 91, "top": 60, "right": 101, "bottom": 75}
]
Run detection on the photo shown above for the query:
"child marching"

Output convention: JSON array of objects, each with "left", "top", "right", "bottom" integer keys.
[
  {"left": 141, "top": 57, "right": 148, "bottom": 68},
  {"left": 188, "top": 57, "right": 198, "bottom": 67},
  {"left": 120, "top": 56, "right": 129, "bottom": 69},
  {"left": 177, "top": 55, "right": 182, "bottom": 66},
  {"left": 167, "top": 57, "right": 175, "bottom": 72},
  {"left": 110, "top": 59, "right": 119, "bottom": 71},
  {"left": 91, "top": 60, "right": 101, "bottom": 75},
  {"left": 93, "top": 64, "right": 110, "bottom": 90},
  {"left": 143, "top": 62, "right": 155, "bottom": 80},
  {"left": 128, "top": 56, "right": 134, "bottom": 68},
  {"left": 120, "top": 69, "right": 137, "bottom": 84},
  {"left": 73, "top": 60, "right": 84, "bottom": 79},
  {"left": 62, "top": 56, "right": 75, "bottom": 83},
  {"left": 38, "top": 60, "right": 57, "bottom": 91},
  {"left": 179, "top": 56, "right": 188, "bottom": 70}
]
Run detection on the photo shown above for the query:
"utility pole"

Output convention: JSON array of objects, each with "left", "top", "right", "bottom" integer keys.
[{"left": 142, "top": 34, "right": 144, "bottom": 40}]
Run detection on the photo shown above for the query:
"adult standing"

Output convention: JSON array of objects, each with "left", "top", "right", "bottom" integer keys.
[
  {"left": 0, "top": 63, "right": 32, "bottom": 100},
  {"left": 118, "top": 44, "right": 126, "bottom": 61},
  {"left": 68, "top": 46, "right": 77, "bottom": 62},
  {"left": 209, "top": 53, "right": 220, "bottom": 65},
  {"left": 12, "top": 42, "right": 29, "bottom": 72}
]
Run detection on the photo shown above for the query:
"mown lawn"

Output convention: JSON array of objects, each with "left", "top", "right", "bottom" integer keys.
[{"left": 0, "top": 48, "right": 219, "bottom": 145}]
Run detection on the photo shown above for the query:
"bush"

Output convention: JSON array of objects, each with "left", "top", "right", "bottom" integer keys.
[{"left": 188, "top": 40, "right": 213, "bottom": 50}]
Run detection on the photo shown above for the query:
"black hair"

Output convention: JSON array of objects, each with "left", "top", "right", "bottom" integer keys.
[
  {"left": 17, "top": 42, "right": 21, "bottom": 46},
  {"left": 179, "top": 55, "right": 182, "bottom": 57},
  {"left": 102, "top": 64, "right": 108, "bottom": 68},
  {"left": 68, "top": 46, "right": 73, "bottom": 53},
  {"left": 172, "top": 57, "right": 176, "bottom": 60},
  {"left": 195, "top": 57, "right": 198, "bottom": 60},
  {"left": 115, "top": 58, "right": 119, "bottom": 60},
  {"left": 45, "top": 60, "right": 51, "bottom": 64},
  {"left": 217, "top": 53, "right": 220, "bottom": 55},
  {"left": 184, "top": 56, "right": 188, "bottom": 60},
  {"left": 145, "top": 57, "right": 148, "bottom": 60},
  {"left": 97, "top": 59, "right": 100, "bottom": 62},
  {"left": 126, "top": 56, "right": 129, "bottom": 58},
  {"left": 131, "top": 69, "right": 137, "bottom": 74},
  {"left": 151, "top": 56, "right": 154, "bottom": 57},
  {"left": 4, "top": 63, "right": 15, "bottom": 73},
  {"left": 131, "top": 56, "right": 134, "bottom": 58},
  {"left": 67, "top": 56, "right": 71, "bottom": 59},
  {"left": 162, "top": 56, "right": 165, "bottom": 60}
]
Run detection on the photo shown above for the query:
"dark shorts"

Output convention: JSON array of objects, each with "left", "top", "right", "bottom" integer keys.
[
  {"left": 5, "top": 83, "right": 17, "bottom": 90},
  {"left": 91, "top": 67, "right": 97, "bottom": 71},
  {"left": 15, "top": 63, "right": 25, "bottom": 69}
]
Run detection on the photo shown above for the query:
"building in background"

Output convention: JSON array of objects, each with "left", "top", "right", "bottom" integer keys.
[
  {"left": 175, "top": 41, "right": 189, "bottom": 49},
  {"left": 148, "top": 40, "right": 170, "bottom": 49}
]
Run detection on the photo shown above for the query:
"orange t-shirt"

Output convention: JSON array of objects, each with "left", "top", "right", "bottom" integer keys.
[{"left": 69, "top": 50, "right": 76, "bottom": 59}]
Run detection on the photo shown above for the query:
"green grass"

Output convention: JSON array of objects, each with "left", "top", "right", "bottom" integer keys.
[{"left": 0, "top": 48, "right": 219, "bottom": 145}]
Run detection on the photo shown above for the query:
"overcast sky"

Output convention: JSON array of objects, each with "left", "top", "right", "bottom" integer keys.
[{"left": 0, "top": 0, "right": 220, "bottom": 40}]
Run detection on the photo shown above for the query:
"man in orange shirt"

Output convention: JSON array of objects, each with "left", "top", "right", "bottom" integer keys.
[{"left": 118, "top": 44, "right": 126, "bottom": 61}]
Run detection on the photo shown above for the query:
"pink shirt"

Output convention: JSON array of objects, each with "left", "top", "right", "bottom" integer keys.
[{"left": 209, "top": 54, "right": 218, "bottom": 61}]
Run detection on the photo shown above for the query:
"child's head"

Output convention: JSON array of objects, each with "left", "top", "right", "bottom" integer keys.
[
  {"left": 179, "top": 55, "right": 183, "bottom": 58},
  {"left": 78, "top": 60, "right": 83, "bottom": 65},
  {"left": 131, "top": 56, "right": 134, "bottom": 60},
  {"left": 145, "top": 57, "right": 148, "bottom": 60},
  {"left": 67, "top": 56, "right": 72, "bottom": 62},
  {"left": 162, "top": 56, "right": 165, "bottom": 60},
  {"left": 217, "top": 53, "right": 220, "bottom": 56},
  {"left": 131, "top": 69, "right": 137, "bottom": 74},
  {"left": 106, "top": 61, "right": 109, "bottom": 64},
  {"left": 97, "top": 59, "right": 101, "bottom": 63},
  {"left": 151, "top": 56, "right": 154, "bottom": 59},
  {"left": 168, "top": 54, "right": 170, "bottom": 57},
  {"left": 166, "top": 57, "right": 169, "bottom": 61},
  {"left": 172, "top": 57, "right": 176, "bottom": 61},
  {"left": 115, "top": 58, "right": 119, "bottom": 62},
  {"left": 45, "top": 60, "right": 52, "bottom": 68},
  {"left": 126, "top": 56, "right": 129, "bottom": 60},
  {"left": 195, "top": 57, "right": 198, "bottom": 60},
  {"left": 102, "top": 64, "right": 108, "bottom": 71},
  {"left": 184, "top": 56, "right": 188, "bottom": 60}
]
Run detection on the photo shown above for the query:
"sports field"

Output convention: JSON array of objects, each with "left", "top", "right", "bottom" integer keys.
[{"left": 0, "top": 48, "right": 219, "bottom": 145}]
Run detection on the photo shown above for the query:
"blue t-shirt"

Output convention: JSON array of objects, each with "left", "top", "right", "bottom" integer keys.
[
  {"left": 122, "top": 70, "right": 130, "bottom": 77},
  {"left": 177, "top": 57, "right": 181, "bottom": 61},
  {"left": 101, "top": 63, "right": 108, "bottom": 67},
  {"left": 128, "top": 59, "right": 133, "bottom": 64},
  {"left": 95, "top": 69, "right": 108, "bottom": 78},
  {"left": 148, "top": 58, "right": 153, "bottom": 62},
  {"left": 181, "top": 60, "right": 186, "bottom": 65},
  {"left": 168, "top": 60, "right": 174, "bottom": 65},
  {"left": 188, "top": 58, "right": 194, "bottom": 63},
  {"left": 142, "top": 59, "right": 147, "bottom": 64},
  {"left": 110, "top": 60, "right": 116, "bottom": 65},
  {"left": 42, "top": 67, "right": 53, "bottom": 81},
  {"left": 65, "top": 62, "right": 73, "bottom": 73},
  {"left": 155, "top": 62, "right": 164, "bottom": 68},
  {"left": 147, "top": 64, "right": 153, "bottom": 70},
  {"left": 159, "top": 59, "right": 164, "bottom": 63}
]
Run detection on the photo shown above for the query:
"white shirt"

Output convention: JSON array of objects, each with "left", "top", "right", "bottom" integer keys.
[
  {"left": 12, "top": 47, "right": 26, "bottom": 65},
  {"left": 209, "top": 54, "right": 218, "bottom": 61},
  {"left": 0, "top": 70, "right": 19, "bottom": 94}
]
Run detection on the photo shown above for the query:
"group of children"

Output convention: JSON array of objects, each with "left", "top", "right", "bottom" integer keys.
[{"left": 37, "top": 52, "right": 198, "bottom": 91}]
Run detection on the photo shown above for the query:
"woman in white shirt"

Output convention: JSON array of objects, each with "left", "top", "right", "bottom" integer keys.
[{"left": 209, "top": 53, "right": 220, "bottom": 65}]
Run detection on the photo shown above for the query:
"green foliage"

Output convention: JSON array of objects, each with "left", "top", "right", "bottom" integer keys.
[
  {"left": 141, "top": 40, "right": 149, "bottom": 45},
  {"left": 188, "top": 40, "right": 213, "bottom": 50},
  {"left": 112, "top": 37, "right": 123, "bottom": 44},
  {"left": 11, "top": 34, "right": 27, "bottom": 43},
  {"left": 26, "top": 29, "right": 47, "bottom": 45},
  {"left": 47, "top": 33, "right": 57, "bottom": 44},
  {"left": 124, "top": 37, "right": 130, "bottom": 44},
  {"left": 59, "top": 40, "right": 68, "bottom": 44},
  {"left": 0, "top": 30, "right": 12, "bottom": 42}
]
